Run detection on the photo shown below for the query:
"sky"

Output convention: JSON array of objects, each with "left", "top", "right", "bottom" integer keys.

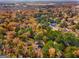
[{"left": 0, "top": 0, "right": 79, "bottom": 2}]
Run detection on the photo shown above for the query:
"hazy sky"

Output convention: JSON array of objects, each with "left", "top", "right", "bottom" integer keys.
[{"left": 0, "top": 0, "right": 79, "bottom": 2}]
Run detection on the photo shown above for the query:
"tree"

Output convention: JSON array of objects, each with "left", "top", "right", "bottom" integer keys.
[
  {"left": 42, "top": 40, "right": 54, "bottom": 57},
  {"left": 64, "top": 46, "right": 78, "bottom": 58},
  {"left": 56, "top": 32, "right": 77, "bottom": 47},
  {"left": 75, "top": 22, "right": 79, "bottom": 29},
  {"left": 46, "top": 30, "right": 61, "bottom": 41}
]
